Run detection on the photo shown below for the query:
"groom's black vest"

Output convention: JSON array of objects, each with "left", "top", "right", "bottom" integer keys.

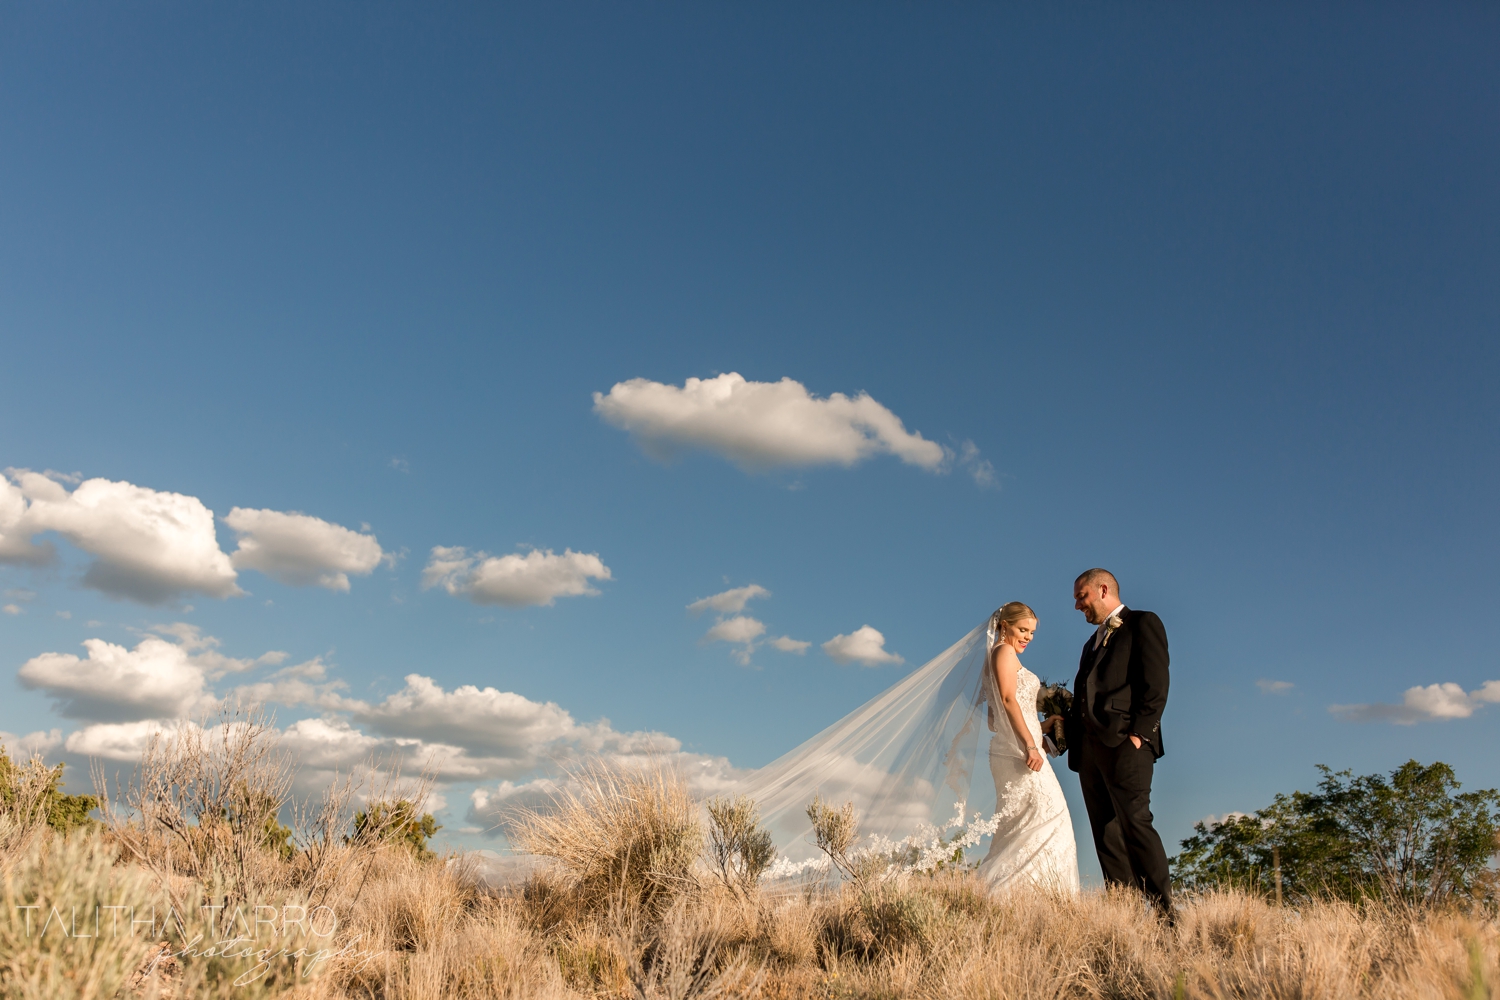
[{"left": 1065, "top": 608, "right": 1169, "bottom": 772}]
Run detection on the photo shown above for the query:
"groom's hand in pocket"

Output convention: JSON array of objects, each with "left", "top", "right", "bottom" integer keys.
[{"left": 1128, "top": 734, "right": 1143, "bottom": 749}]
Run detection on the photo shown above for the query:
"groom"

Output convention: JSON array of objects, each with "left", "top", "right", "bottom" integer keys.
[{"left": 1055, "top": 568, "right": 1174, "bottom": 916}]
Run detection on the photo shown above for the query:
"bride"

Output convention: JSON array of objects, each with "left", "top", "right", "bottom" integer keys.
[
  {"left": 728, "top": 603, "right": 1079, "bottom": 893},
  {"left": 977, "top": 602, "right": 1079, "bottom": 892}
]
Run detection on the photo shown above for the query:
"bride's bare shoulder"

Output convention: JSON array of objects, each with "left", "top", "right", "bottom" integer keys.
[{"left": 992, "top": 643, "right": 1021, "bottom": 668}]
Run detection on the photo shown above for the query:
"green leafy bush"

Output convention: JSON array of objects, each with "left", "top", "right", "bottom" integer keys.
[
  {"left": 0, "top": 745, "right": 96, "bottom": 835},
  {"left": 349, "top": 799, "right": 441, "bottom": 860},
  {"left": 1173, "top": 760, "right": 1500, "bottom": 907}
]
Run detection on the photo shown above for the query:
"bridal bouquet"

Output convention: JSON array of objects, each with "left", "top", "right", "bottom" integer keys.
[{"left": 1036, "top": 680, "right": 1073, "bottom": 754}]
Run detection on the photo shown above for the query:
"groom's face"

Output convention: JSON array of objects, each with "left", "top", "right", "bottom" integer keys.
[{"left": 1074, "top": 583, "right": 1112, "bottom": 624}]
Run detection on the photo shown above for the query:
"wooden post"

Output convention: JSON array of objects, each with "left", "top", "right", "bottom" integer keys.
[{"left": 1272, "top": 844, "right": 1283, "bottom": 907}]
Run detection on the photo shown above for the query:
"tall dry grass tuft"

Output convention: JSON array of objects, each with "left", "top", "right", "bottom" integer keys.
[{"left": 512, "top": 760, "right": 703, "bottom": 918}]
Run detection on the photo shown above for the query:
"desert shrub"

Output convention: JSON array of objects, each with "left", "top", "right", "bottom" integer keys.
[
  {"left": 1174, "top": 759, "right": 1500, "bottom": 907},
  {"left": 705, "top": 795, "right": 774, "bottom": 896},
  {"left": 0, "top": 746, "right": 96, "bottom": 836},
  {"left": 95, "top": 705, "right": 294, "bottom": 899},
  {"left": 0, "top": 831, "right": 162, "bottom": 1000},
  {"left": 511, "top": 762, "right": 703, "bottom": 917},
  {"left": 348, "top": 800, "right": 440, "bottom": 861},
  {"left": 859, "top": 883, "right": 939, "bottom": 956}
]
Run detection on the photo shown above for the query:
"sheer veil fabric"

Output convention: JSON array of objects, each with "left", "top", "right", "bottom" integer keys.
[
  {"left": 470, "top": 616, "right": 1076, "bottom": 893},
  {"left": 729, "top": 622, "right": 991, "bottom": 866},
  {"left": 730, "top": 616, "right": 1078, "bottom": 892}
]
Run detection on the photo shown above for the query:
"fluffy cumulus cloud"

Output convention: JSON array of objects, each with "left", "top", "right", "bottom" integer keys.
[
  {"left": 687, "top": 584, "right": 770, "bottom": 616},
  {"left": 0, "top": 728, "right": 63, "bottom": 758},
  {"left": 689, "top": 583, "right": 808, "bottom": 666},
  {"left": 19, "top": 636, "right": 219, "bottom": 722},
  {"left": 593, "top": 373, "right": 949, "bottom": 472},
  {"left": 224, "top": 507, "right": 385, "bottom": 591},
  {"left": 422, "top": 546, "right": 611, "bottom": 607},
  {"left": 822, "top": 625, "right": 904, "bottom": 667},
  {"left": 227, "top": 657, "right": 345, "bottom": 711},
  {"left": 1331, "top": 679, "right": 1500, "bottom": 724},
  {"left": 0, "top": 475, "right": 55, "bottom": 565},
  {"left": 702, "top": 615, "right": 767, "bottom": 666},
  {"left": 703, "top": 615, "right": 767, "bottom": 646},
  {"left": 345, "top": 674, "right": 579, "bottom": 764},
  {"left": 0, "top": 469, "right": 239, "bottom": 603},
  {"left": 64, "top": 720, "right": 188, "bottom": 761},
  {"left": 17, "top": 624, "right": 289, "bottom": 725}
]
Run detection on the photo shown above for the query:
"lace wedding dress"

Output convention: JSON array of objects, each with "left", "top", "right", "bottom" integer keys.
[{"left": 976, "top": 662, "right": 1080, "bottom": 893}]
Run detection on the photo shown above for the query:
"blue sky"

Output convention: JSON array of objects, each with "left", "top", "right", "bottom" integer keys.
[{"left": 2, "top": 2, "right": 1498, "bottom": 877}]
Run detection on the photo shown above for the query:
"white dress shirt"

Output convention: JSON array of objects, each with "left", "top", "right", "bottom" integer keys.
[{"left": 1092, "top": 603, "right": 1126, "bottom": 650}]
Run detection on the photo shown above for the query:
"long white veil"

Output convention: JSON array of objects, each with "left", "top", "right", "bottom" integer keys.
[
  {"left": 463, "top": 617, "right": 1004, "bottom": 891},
  {"left": 728, "top": 618, "right": 999, "bottom": 870}
]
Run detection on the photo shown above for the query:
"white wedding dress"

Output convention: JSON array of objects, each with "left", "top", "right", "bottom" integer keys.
[{"left": 976, "top": 660, "right": 1080, "bottom": 894}]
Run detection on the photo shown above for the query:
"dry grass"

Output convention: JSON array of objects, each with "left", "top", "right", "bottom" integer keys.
[{"left": 1, "top": 724, "right": 1496, "bottom": 999}]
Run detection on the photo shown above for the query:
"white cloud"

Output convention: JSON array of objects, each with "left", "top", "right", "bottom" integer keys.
[
  {"left": 0, "top": 475, "right": 54, "bottom": 565},
  {"left": 958, "top": 441, "right": 998, "bottom": 489},
  {"left": 146, "top": 622, "right": 287, "bottom": 680},
  {"left": 17, "top": 626, "right": 288, "bottom": 723},
  {"left": 822, "top": 625, "right": 904, "bottom": 667},
  {"left": 1472, "top": 680, "right": 1500, "bottom": 704},
  {"left": 1256, "top": 679, "right": 1294, "bottom": 694},
  {"left": 19, "top": 636, "right": 218, "bottom": 722},
  {"left": 702, "top": 615, "right": 766, "bottom": 666},
  {"left": 687, "top": 584, "right": 769, "bottom": 616},
  {"left": 0, "top": 728, "right": 63, "bottom": 758},
  {"left": 593, "top": 373, "right": 948, "bottom": 472},
  {"left": 770, "top": 636, "right": 811, "bottom": 654},
  {"left": 227, "top": 657, "right": 346, "bottom": 710},
  {"left": 224, "top": 507, "right": 384, "bottom": 591},
  {"left": 421, "top": 546, "right": 611, "bottom": 607},
  {"left": 2, "top": 604, "right": 20, "bottom": 616},
  {"left": 1330, "top": 679, "right": 1500, "bottom": 724},
  {"left": 703, "top": 615, "right": 767, "bottom": 645},
  {"left": 345, "top": 674, "right": 578, "bottom": 765},
  {"left": 65, "top": 720, "right": 190, "bottom": 761},
  {"left": 0, "top": 469, "right": 240, "bottom": 603}
]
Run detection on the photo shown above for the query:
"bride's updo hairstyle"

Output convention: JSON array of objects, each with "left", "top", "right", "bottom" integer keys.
[{"left": 991, "top": 602, "right": 1037, "bottom": 644}]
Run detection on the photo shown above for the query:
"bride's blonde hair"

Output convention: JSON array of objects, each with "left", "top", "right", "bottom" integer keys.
[{"left": 991, "top": 601, "right": 1037, "bottom": 643}]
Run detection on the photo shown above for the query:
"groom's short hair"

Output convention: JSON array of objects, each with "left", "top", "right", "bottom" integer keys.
[{"left": 1075, "top": 568, "right": 1118, "bottom": 593}]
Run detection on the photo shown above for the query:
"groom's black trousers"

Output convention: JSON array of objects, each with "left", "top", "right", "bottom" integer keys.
[{"left": 1075, "top": 732, "right": 1174, "bottom": 912}]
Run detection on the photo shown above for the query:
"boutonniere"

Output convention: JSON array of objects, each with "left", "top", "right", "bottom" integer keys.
[{"left": 1101, "top": 615, "right": 1124, "bottom": 647}]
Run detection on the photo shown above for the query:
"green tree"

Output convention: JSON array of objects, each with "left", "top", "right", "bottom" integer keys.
[
  {"left": 0, "top": 743, "right": 98, "bottom": 834},
  {"left": 349, "top": 799, "right": 441, "bottom": 860},
  {"left": 1173, "top": 760, "right": 1500, "bottom": 907}
]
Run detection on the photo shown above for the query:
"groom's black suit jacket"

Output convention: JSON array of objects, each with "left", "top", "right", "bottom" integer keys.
[{"left": 1064, "top": 608, "right": 1169, "bottom": 772}]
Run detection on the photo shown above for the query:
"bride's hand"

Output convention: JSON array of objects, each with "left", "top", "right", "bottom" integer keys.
[
  {"left": 1043, "top": 715, "right": 1064, "bottom": 738},
  {"left": 1025, "top": 745, "right": 1044, "bottom": 772}
]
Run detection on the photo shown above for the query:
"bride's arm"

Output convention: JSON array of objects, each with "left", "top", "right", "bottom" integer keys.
[{"left": 994, "top": 646, "right": 1045, "bottom": 773}]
